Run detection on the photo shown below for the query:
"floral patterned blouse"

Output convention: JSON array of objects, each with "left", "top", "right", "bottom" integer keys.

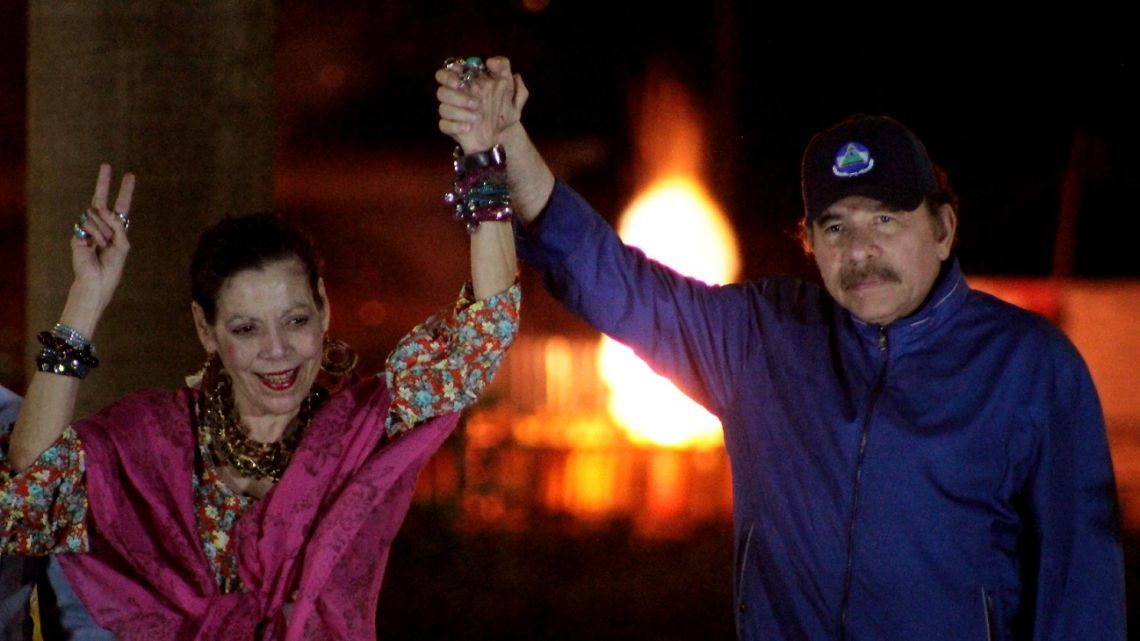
[{"left": 0, "top": 283, "right": 519, "bottom": 593}]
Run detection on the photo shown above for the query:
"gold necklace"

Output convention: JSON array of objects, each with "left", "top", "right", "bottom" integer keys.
[{"left": 198, "top": 365, "right": 327, "bottom": 482}]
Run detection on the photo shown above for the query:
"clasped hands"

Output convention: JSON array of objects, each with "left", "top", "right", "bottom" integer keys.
[{"left": 436, "top": 56, "right": 528, "bottom": 155}]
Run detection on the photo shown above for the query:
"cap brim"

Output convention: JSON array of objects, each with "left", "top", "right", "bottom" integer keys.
[{"left": 808, "top": 184, "right": 925, "bottom": 222}]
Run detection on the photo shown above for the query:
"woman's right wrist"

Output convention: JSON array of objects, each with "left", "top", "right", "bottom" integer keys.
[
  {"left": 59, "top": 283, "right": 107, "bottom": 338},
  {"left": 39, "top": 284, "right": 104, "bottom": 380}
]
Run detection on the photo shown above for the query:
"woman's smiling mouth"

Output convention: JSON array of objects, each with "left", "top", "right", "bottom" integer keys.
[{"left": 256, "top": 368, "right": 300, "bottom": 391}]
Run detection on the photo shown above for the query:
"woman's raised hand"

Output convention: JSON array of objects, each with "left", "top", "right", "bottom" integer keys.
[
  {"left": 436, "top": 55, "right": 554, "bottom": 226},
  {"left": 71, "top": 164, "right": 135, "bottom": 316},
  {"left": 8, "top": 164, "right": 135, "bottom": 469},
  {"left": 436, "top": 56, "right": 528, "bottom": 154}
]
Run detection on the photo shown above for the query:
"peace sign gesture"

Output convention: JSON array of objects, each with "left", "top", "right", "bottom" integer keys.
[{"left": 67, "top": 163, "right": 136, "bottom": 336}]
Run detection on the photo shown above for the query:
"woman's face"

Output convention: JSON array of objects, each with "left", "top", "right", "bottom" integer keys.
[{"left": 193, "top": 257, "right": 329, "bottom": 428}]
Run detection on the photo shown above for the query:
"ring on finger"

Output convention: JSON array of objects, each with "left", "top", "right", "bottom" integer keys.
[
  {"left": 73, "top": 209, "right": 94, "bottom": 240},
  {"left": 115, "top": 210, "right": 130, "bottom": 231},
  {"left": 444, "top": 56, "right": 487, "bottom": 88}
]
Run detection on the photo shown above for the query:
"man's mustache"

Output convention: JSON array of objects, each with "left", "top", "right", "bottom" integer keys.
[{"left": 840, "top": 263, "right": 901, "bottom": 290}]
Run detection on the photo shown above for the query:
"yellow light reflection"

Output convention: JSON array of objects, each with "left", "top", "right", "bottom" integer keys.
[
  {"left": 600, "top": 176, "right": 739, "bottom": 450},
  {"left": 646, "top": 450, "right": 687, "bottom": 520},
  {"left": 599, "top": 340, "right": 722, "bottom": 448},
  {"left": 618, "top": 177, "right": 739, "bottom": 284},
  {"left": 562, "top": 451, "right": 621, "bottom": 517}
]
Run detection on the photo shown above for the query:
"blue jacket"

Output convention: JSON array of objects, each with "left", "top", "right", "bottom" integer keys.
[{"left": 516, "top": 181, "right": 1125, "bottom": 641}]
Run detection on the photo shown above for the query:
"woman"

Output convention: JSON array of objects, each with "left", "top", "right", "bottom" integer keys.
[{"left": 1, "top": 59, "right": 515, "bottom": 639}]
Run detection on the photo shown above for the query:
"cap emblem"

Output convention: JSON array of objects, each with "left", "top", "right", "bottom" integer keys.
[{"left": 832, "top": 142, "right": 874, "bottom": 177}]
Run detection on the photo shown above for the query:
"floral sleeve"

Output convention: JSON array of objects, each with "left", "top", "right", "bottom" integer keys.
[
  {"left": 384, "top": 282, "right": 520, "bottom": 438},
  {"left": 0, "top": 426, "right": 90, "bottom": 555}
]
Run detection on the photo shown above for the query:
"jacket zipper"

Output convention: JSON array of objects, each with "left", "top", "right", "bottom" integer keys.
[
  {"left": 736, "top": 522, "right": 756, "bottom": 625},
  {"left": 838, "top": 325, "right": 889, "bottom": 639},
  {"left": 981, "top": 587, "right": 994, "bottom": 641}
]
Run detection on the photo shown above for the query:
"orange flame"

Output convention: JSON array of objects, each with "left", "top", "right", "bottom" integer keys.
[{"left": 599, "top": 70, "right": 740, "bottom": 451}]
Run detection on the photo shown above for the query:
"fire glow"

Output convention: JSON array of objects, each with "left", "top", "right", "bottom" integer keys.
[{"left": 599, "top": 73, "right": 740, "bottom": 450}]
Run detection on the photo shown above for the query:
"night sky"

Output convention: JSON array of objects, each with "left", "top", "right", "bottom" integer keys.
[
  {"left": 2, "top": 4, "right": 1137, "bottom": 334},
  {"left": 272, "top": 3, "right": 1138, "bottom": 282}
]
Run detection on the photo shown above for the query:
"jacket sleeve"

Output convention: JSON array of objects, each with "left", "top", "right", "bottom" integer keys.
[
  {"left": 515, "top": 180, "right": 753, "bottom": 417},
  {"left": 1026, "top": 342, "right": 1125, "bottom": 640}
]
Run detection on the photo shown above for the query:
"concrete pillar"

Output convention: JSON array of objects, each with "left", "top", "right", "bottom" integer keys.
[{"left": 27, "top": 2, "right": 275, "bottom": 414}]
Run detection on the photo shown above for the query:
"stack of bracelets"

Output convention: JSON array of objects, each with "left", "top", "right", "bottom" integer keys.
[
  {"left": 444, "top": 144, "right": 513, "bottom": 232},
  {"left": 37, "top": 323, "right": 99, "bottom": 379}
]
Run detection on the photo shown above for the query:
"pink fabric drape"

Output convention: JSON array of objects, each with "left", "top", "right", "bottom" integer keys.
[{"left": 60, "top": 377, "right": 458, "bottom": 640}]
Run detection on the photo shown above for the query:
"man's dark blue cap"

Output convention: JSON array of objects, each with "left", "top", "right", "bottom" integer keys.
[{"left": 801, "top": 115, "right": 938, "bottom": 223}]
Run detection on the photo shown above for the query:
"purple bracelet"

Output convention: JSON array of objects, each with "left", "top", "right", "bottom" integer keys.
[{"left": 444, "top": 145, "right": 514, "bottom": 232}]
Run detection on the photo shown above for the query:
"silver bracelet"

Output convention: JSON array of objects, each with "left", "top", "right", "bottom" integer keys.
[{"left": 51, "top": 322, "right": 93, "bottom": 352}]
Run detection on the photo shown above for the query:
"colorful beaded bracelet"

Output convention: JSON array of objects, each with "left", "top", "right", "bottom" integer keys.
[{"left": 444, "top": 145, "right": 514, "bottom": 233}]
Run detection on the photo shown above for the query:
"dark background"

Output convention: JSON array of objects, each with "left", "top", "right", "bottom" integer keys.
[
  {"left": 4, "top": 5, "right": 1138, "bottom": 377},
  {"left": 2, "top": 3, "right": 1137, "bottom": 638},
  {"left": 3, "top": 8, "right": 1137, "bottom": 269},
  {"left": 271, "top": 3, "right": 1139, "bottom": 277}
]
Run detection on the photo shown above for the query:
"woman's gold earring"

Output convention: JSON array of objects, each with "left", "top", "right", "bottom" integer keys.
[{"left": 320, "top": 336, "right": 359, "bottom": 393}]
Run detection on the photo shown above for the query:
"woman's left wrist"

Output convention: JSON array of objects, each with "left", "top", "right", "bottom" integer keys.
[
  {"left": 459, "top": 138, "right": 494, "bottom": 156},
  {"left": 446, "top": 145, "right": 512, "bottom": 233}
]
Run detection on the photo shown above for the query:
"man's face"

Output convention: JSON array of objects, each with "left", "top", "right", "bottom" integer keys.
[{"left": 809, "top": 195, "right": 955, "bottom": 326}]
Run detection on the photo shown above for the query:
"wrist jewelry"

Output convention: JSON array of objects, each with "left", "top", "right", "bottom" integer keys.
[
  {"left": 444, "top": 144, "right": 514, "bottom": 232},
  {"left": 444, "top": 56, "right": 488, "bottom": 88},
  {"left": 51, "top": 323, "right": 92, "bottom": 351},
  {"left": 36, "top": 327, "right": 99, "bottom": 379}
]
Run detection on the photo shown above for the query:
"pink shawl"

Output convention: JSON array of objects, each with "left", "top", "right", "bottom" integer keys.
[{"left": 60, "top": 377, "right": 459, "bottom": 640}]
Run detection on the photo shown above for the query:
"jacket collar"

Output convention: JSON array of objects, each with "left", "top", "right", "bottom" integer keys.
[{"left": 845, "top": 257, "right": 968, "bottom": 353}]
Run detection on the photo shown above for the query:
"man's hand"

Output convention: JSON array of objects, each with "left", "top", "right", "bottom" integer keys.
[{"left": 436, "top": 56, "right": 529, "bottom": 154}]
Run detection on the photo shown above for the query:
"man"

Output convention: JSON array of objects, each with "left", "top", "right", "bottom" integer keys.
[{"left": 438, "top": 59, "right": 1124, "bottom": 639}]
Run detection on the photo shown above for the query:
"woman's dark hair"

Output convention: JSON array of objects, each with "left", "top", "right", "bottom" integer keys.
[{"left": 191, "top": 213, "right": 324, "bottom": 324}]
